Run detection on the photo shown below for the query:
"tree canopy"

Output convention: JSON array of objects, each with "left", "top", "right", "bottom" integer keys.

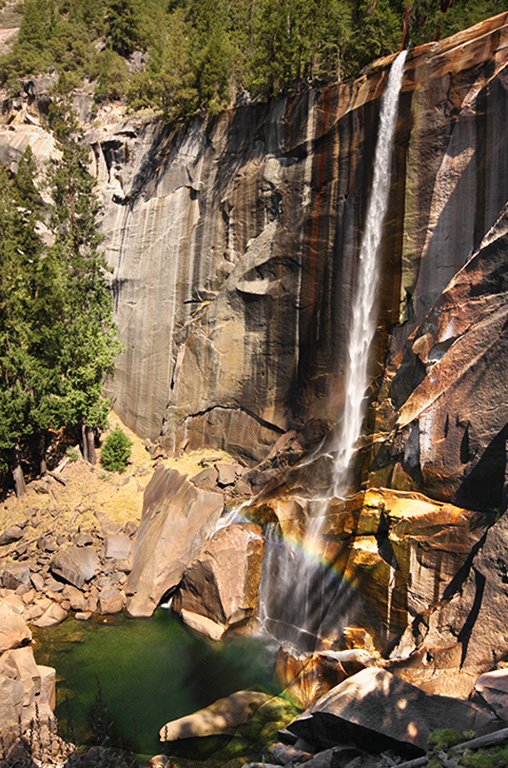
[
  {"left": 0, "top": 103, "right": 122, "bottom": 493},
  {"left": 1, "top": 0, "right": 508, "bottom": 119}
]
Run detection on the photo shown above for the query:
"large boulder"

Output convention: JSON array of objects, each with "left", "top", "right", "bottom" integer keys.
[
  {"left": 0, "top": 600, "right": 32, "bottom": 652},
  {"left": 159, "top": 690, "right": 293, "bottom": 745},
  {"left": 50, "top": 545, "right": 99, "bottom": 589},
  {"left": 286, "top": 668, "right": 495, "bottom": 757},
  {"left": 125, "top": 468, "right": 223, "bottom": 617},
  {"left": 173, "top": 522, "right": 264, "bottom": 640},
  {"left": 0, "top": 647, "right": 56, "bottom": 724},
  {"left": 0, "top": 674, "right": 24, "bottom": 736}
]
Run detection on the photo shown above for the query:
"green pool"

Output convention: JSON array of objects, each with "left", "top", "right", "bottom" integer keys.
[{"left": 33, "top": 609, "right": 282, "bottom": 760}]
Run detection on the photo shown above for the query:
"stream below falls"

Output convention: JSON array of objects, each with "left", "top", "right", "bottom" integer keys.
[{"left": 33, "top": 609, "right": 281, "bottom": 760}]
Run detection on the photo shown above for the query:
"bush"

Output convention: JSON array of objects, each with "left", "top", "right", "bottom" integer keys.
[{"left": 101, "top": 426, "right": 131, "bottom": 472}]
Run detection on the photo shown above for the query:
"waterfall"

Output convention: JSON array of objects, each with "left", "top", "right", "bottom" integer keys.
[
  {"left": 333, "top": 49, "right": 407, "bottom": 493},
  {"left": 259, "top": 51, "right": 407, "bottom": 647}
]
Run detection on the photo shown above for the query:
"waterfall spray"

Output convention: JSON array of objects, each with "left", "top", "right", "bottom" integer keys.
[{"left": 259, "top": 51, "right": 407, "bottom": 646}]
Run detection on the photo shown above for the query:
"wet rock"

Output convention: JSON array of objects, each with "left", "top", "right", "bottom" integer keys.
[
  {"left": 0, "top": 600, "right": 32, "bottom": 651},
  {"left": 286, "top": 668, "right": 494, "bottom": 756},
  {"left": 0, "top": 526, "right": 24, "bottom": 545},
  {"left": 104, "top": 533, "right": 131, "bottom": 562},
  {"left": 75, "top": 611, "right": 92, "bottom": 621},
  {"left": 98, "top": 586, "right": 124, "bottom": 614},
  {"left": 125, "top": 468, "right": 223, "bottom": 618},
  {"left": 50, "top": 546, "right": 99, "bottom": 589},
  {"left": 174, "top": 522, "right": 264, "bottom": 640},
  {"left": 276, "top": 643, "right": 379, "bottom": 709},
  {"left": 391, "top": 510, "right": 508, "bottom": 696}
]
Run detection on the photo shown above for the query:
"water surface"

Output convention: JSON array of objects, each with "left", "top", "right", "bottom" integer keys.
[{"left": 34, "top": 609, "right": 280, "bottom": 758}]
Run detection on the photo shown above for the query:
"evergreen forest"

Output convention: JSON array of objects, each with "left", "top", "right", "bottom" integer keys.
[{"left": 1, "top": 0, "right": 508, "bottom": 121}]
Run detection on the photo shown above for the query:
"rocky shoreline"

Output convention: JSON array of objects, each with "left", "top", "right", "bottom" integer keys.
[{"left": 2, "top": 448, "right": 508, "bottom": 767}]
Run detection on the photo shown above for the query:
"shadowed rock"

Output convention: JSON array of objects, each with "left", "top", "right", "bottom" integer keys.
[
  {"left": 174, "top": 522, "right": 264, "bottom": 640},
  {"left": 125, "top": 468, "right": 223, "bottom": 617},
  {"left": 286, "top": 668, "right": 495, "bottom": 756}
]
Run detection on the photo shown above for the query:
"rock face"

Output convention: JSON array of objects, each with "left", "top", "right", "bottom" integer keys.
[
  {"left": 173, "top": 522, "right": 264, "bottom": 640},
  {"left": 286, "top": 668, "right": 495, "bottom": 756},
  {"left": 79, "top": 11, "right": 506, "bottom": 488},
  {"left": 390, "top": 509, "right": 508, "bottom": 696},
  {"left": 125, "top": 467, "right": 223, "bottom": 617},
  {"left": 255, "top": 487, "right": 491, "bottom": 647}
]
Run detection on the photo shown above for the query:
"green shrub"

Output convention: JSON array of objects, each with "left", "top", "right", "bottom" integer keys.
[
  {"left": 101, "top": 426, "right": 131, "bottom": 472},
  {"left": 66, "top": 445, "right": 80, "bottom": 462}
]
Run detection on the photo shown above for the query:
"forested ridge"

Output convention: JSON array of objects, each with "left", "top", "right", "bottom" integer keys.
[{"left": 1, "top": 0, "right": 508, "bottom": 120}]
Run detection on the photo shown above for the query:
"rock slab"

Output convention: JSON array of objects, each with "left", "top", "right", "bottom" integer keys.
[
  {"left": 125, "top": 468, "right": 223, "bottom": 617},
  {"left": 286, "top": 668, "right": 494, "bottom": 756}
]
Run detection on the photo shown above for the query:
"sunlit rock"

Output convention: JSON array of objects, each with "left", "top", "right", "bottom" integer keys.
[
  {"left": 286, "top": 668, "right": 495, "bottom": 756},
  {"left": 125, "top": 468, "right": 223, "bottom": 618}
]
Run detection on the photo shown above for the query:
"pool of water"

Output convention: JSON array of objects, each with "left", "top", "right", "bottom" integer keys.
[{"left": 33, "top": 609, "right": 282, "bottom": 759}]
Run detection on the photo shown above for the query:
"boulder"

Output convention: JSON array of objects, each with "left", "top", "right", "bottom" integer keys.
[
  {"left": 1, "top": 562, "right": 31, "bottom": 590},
  {"left": 0, "top": 527, "right": 24, "bottom": 546},
  {"left": 98, "top": 586, "right": 124, "bottom": 614},
  {"left": 125, "top": 468, "right": 223, "bottom": 618},
  {"left": 286, "top": 668, "right": 494, "bottom": 756},
  {"left": 159, "top": 691, "right": 291, "bottom": 742},
  {"left": 0, "top": 600, "right": 32, "bottom": 652},
  {"left": 62, "top": 584, "right": 87, "bottom": 612},
  {"left": 0, "top": 647, "right": 55, "bottom": 721},
  {"left": 190, "top": 466, "right": 219, "bottom": 491},
  {"left": 32, "top": 601, "right": 68, "bottom": 628},
  {"left": 475, "top": 668, "right": 508, "bottom": 721},
  {"left": 276, "top": 642, "right": 379, "bottom": 709},
  {"left": 104, "top": 533, "right": 131, "bottom": 561},
  {"left": 159, "top": 690, "right": 276, "bottom": 741},
  {"left": 50, "top": 545, "right": 99, "bottom": 589},
  {"left": 0, "top": 674, "right": 24, "bottom": 735},
  {"left": 173, "top": 522, "right": 264, "bottom": 640},
  {"left": 216, "top": 462, "right": 237, "bottom": 487}
]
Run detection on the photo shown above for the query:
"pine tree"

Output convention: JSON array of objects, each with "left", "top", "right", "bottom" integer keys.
[
  {"left": 0, "top": 153, "right": 45, "bottom": 495},
  {"left": 44, "top": 96, "right": 123, "bottom": 464}
]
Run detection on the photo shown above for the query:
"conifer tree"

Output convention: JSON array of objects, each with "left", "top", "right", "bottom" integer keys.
[{"left": 44, "top": 96, "right": 123, "bottom": 464}]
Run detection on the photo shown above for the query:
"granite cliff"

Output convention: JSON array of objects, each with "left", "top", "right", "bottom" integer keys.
[
  {"left": 90, "top": 12, "right": 508, "bottom": 513},
  {"left": 2, "top": 14, "right": 508, "bottom": 511}
]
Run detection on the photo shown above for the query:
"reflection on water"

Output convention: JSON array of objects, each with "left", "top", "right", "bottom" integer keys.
[{"left": 33, "top": 609, "right": 280, "bottom": 758}]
